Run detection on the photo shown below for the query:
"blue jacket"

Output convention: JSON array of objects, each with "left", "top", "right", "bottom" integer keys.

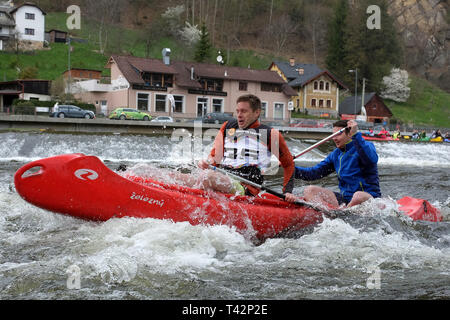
[{"left": 295, "top": 132, "right": 381, "bottom": 202}]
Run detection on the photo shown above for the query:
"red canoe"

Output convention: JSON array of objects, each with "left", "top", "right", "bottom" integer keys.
[
  {"left": 14, "top": 154, "right": 442, "bottom": 242},
  {"left": 362, "top": 133, "right": 398, "bottom": 141}
]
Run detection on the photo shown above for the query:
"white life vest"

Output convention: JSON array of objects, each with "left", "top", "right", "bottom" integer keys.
[{"left": 221, "top": 125, "right": 272, "bottom": 169}]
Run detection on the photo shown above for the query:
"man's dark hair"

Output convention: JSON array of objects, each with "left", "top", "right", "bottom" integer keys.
[
  {"left": 236, "top": 94, "right": 261, "bottom": 112},
  {"left": 333, "top": 120, "right": 349, "bottom": 128}
]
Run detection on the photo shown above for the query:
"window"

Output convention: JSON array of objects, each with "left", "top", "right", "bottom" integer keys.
[
  {"left": 137, "top": 93, "right": 149, "bottom": 111},
  {"left": 25, "top": 13, "right": 35, "bottom": 20},
  {"left": 173, "top": 95, "right": 184, "bottom": 113},
  {"left": 314, "top": 81, "right": 318, "bottom": 90},
  {"left": 199, "top": 78, "right": 223, "bottom": 91},
  {"left": 261, "top": 83, "right": 281, "bottom": 92},
  {"left": 155, "top": 94, "right": 166, "bottom": 112},
  {"left": 239, "top": 82, "right": 247, "bottom": 91},
  {"left": 25, "top": 28, "right": 35, "bottom": 35},
  {"left": 274, "top": 103, "right": 284, "bottom": 120},
  {"left": 141, "top": 73, "right": 173, "bottom": 87},
  {"left": 326, "top": 82, "right": 330, "bottom": 91},
  {"left": 212, "top": 98, "right": 223, "bottom": 113},
  {"left": 326, "top": 99, "right": 332, "bottom": 108},
  {"left": 152, "top": 73, "right": 162, "bottom": 87},
  {"left": 319, "top": 81, "right": 324, "bottom": 90},
  {"left": 260, "top": 102, "right": 267, "bottom": 119},
  {"left": 311, "top": 99, "right": 317, "bottom": 107},
  {"left": 319, "top": 99, "right": 324, "bottom": 107}
]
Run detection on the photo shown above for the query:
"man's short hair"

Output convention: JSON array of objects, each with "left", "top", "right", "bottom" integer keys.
[
  {"left": 236, "top": 94, "right": 261, "bottom": 112},
  {"left": 333, "top": 120, "right": 349, "bottom": 128}
]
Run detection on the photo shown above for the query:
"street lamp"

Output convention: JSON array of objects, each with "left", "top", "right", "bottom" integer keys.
[{"left": 349, "top": 69, "right": 358, "bottom": 117}]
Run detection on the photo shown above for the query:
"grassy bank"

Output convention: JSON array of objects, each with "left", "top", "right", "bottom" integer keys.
[{"left": 385, "top": 75, "right": 450, "bottom": 129}]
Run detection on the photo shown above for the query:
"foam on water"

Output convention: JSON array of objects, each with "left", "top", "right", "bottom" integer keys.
[
  {"left": 2, "top": 188, "right": 449, "bottom": 299},
  {"left": 2, "top": 132, "right": 449, "bottom": 168},
  {"left": 1, "top": 132, "right": 449, "bottom": 299}
]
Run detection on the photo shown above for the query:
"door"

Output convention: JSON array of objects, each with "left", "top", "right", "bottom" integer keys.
[
  {"left": 100, "top": 100, "right": 107, "bottom": 115},
  {"left": 197, "top": 98, "right": 208, "bottom": 117}
]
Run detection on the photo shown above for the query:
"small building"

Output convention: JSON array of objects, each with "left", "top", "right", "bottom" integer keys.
[
  {"left": 339, "top": 92, "right": 393, "bottom": 124},
  {"left": 0, "top": 1, "right": 46, "bottom": 51},
  {"left": 63, "top": 68, "right": 103, "bottom": 81},
  {"left": 0, "top": 2, "right": 15, "bottom": 51},
  {"left": 0, "top": 79, "right": 51, "bottom": 112},
  {"left": 269, "top": 58, "right": 347, "bottom": 118},
  {"left": 47, "top": 29, "right": 67, "bottom": 43}
]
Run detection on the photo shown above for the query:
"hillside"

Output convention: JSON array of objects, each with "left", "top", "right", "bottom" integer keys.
[{"left": 0, "top": 4, "right": 448, "bottom": 128}]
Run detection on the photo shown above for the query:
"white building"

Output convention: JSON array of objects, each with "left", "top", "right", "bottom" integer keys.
[{"left": 0, "top": 1, "right": 46, "bottom": 51}]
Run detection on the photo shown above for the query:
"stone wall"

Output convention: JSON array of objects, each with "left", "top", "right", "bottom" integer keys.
[{"left": 388, "top": 0, "right": 449, "bottom": 91}]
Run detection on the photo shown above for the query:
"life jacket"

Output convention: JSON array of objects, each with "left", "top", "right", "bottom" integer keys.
[{"left": 209, "top": 119, "right": 295, "bottom": 195}]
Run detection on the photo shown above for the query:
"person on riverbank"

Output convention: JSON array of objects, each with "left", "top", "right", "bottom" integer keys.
[
  {"left": 52, "top": 102, "right": 59, "bottom": 114},
  {"left": 284, "top": 119, "right": 381, "bottom": 208}
]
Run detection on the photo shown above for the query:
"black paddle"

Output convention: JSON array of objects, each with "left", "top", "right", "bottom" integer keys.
[{"left": 208, "top": 164, "right": 342, "bottom": 218}]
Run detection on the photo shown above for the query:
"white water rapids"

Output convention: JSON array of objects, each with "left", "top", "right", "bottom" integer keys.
[{"left": 0, "top": 132, "right": 449, "bottom": 300}]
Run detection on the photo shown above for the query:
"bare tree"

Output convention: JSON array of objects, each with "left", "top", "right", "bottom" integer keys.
[
  {"left": 83, "top": 0, "right": 126, "bottom": 54},
  {"left": 303, "top": 0, "right": 330, "bottom": 64},
  {"left": 267, "top": 14, "right": 298, "bottom": 56}
]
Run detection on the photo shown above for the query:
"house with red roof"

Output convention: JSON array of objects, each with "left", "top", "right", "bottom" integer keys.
[{"left": 72, "top": 50, "right": 297, "bottom": 121}]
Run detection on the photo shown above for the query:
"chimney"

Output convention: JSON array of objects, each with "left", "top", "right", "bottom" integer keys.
[
  {"left": 190, "top": 66, "right": 194, "bottom": 80},
  {"left": 289, "top": 58, "right": 295, "bottom": 66},
  {"left": 162, "top": 48, "right": 171, "bottom": 65}
]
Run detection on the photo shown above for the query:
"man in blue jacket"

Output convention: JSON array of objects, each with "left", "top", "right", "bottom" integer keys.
[{"left": 285, "top": 119, "right": 381, "bottom": 208}]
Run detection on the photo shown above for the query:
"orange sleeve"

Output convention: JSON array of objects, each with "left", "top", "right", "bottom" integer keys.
[
  {"left": 271, "top": 129, "right": 295, "bottom": 193},
  {"left": 209, "top": 122, "right": 227, "bottom": 165}
]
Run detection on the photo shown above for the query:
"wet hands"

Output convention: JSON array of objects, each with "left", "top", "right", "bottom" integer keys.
[
  {"left": 346, "top": 120, "right": 358, "bottom": 136},
  {"left": 284, "top": 193, "right": 298, "bottom": 203}
]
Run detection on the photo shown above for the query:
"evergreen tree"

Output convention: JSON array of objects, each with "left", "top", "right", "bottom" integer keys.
[
  {"left": 194, "top": 23, "right": 212, "bottom": 63},
  {"left": 325, "top": 0, "right": 348, "bottom": 79},
  {"left": 343, "top": 0, "right": 403, "bottom": 92}
]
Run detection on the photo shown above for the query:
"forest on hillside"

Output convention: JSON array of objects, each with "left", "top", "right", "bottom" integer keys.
[{"left": 15, "top": 0, "right": 450, "bottom": 93}]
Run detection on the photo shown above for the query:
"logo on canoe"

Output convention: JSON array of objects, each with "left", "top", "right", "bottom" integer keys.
[
  {"left": 74, "top": 169, "right": 99, "bottom": 181},
  {"left": 130, "top": 192, "right": 164, "bottom": 208}
]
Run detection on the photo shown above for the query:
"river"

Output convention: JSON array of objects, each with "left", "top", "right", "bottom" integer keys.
[{"left": 0, "top": 131, "right": 449, "bottom": 302}]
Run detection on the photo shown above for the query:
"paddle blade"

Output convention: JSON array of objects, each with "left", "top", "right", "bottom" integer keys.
[{"left": 397, "top": 196, "right": 442, "bottom": 222}]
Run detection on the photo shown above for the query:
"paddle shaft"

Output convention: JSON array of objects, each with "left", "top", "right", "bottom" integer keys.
[{"left": 292, "top": 127, "right": 347, "bottom": 160}]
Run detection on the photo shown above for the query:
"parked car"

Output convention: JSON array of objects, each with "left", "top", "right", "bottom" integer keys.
[
  {"left": 109, "top": 108, "right": 152, "bottom": 121},
  {"left": 202, "top": 112, "right": 235, "bottom": 124},
  {"left": 151, "top": 116, "right": 174, "bottom": 123},
  {"left": 50, "top": 105, "right": 95, "bottom": 119}
]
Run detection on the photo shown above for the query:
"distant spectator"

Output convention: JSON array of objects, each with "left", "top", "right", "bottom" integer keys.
[{"left": 52, "top": 102, "right": 59, "bottom": 113}]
